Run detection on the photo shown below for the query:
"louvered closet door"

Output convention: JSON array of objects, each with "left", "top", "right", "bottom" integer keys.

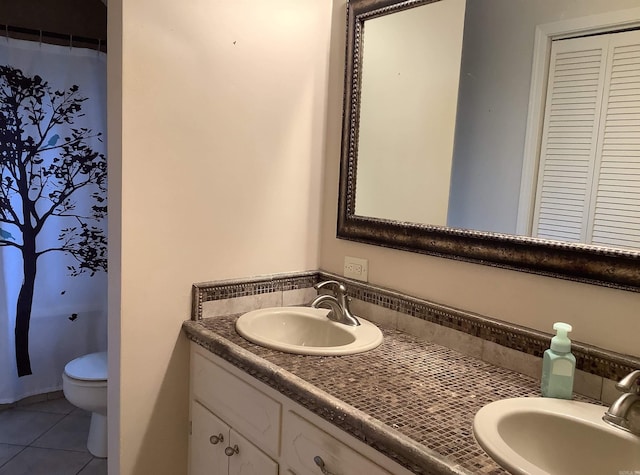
[
  {"left": 588, "top": 30, "right": 640, "bottom": 250},
  {"left": 532, "top": 36, "right": 608, "bottom": 242}
]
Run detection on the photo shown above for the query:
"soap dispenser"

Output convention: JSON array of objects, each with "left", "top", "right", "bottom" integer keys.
[{"left": 541, "top": 322, "right": 576, "bottom": 399}]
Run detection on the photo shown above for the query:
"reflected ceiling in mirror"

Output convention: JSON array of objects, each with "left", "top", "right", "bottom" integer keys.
[{"left": 337, "top": 0, "right": 640, "bottom": 291}]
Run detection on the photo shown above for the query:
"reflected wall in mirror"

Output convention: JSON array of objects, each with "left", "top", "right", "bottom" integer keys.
[
  {"left": 356, "top": 0, "right": 465, "bottom": 225},
  {"left": 338, "top": 0, "right": 640, "bottom": 291}
]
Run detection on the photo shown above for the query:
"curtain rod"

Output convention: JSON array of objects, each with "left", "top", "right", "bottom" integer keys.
[{"left": 2, "top": 24, "right": 107, "bottom": 52}]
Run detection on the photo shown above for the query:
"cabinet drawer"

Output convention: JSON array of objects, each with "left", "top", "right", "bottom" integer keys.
[
  {"left": 283, "top": 411, "right": 391, "bottom": 475},
  {"left": 192, "top": 350, "right": 281, "bottom": 458}
]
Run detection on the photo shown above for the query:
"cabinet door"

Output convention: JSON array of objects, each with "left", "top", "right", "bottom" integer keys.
[
  {"left": 190, "top": 400, "right": 229, "bottom": 475},
  {"left": 228, "top": 429, "right": 278, "bottom": 475},
  {"left": 283, "top": 411, "right": 391, "bottom": 475},
  {"left": 192, "top": 351, "right": 281, "bottom": 458}
]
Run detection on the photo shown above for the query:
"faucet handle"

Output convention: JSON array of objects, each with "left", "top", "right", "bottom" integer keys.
[
  {"left": 615, "top": 370, "right": 640, "bottom": 394},
  {"left": 314, "top": 280, "right": 347, "bottom": 295}
]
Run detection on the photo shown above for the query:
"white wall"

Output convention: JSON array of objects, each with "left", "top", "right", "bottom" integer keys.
[
  {"left": 108, "top": 1, "right": 331, "bottom": 473},
  {"left": 321, "top": 0, "right": 640, "bottom": 360}
]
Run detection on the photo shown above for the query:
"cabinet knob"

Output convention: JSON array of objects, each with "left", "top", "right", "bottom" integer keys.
[
  {"left": 313, "top": 456, "right": 336, "bottom": 475},
  {"left": 225, "top": 445, "right": 239, "bottom": 457},
  {"left": 209, "top": 433, "right": 224, "bottom": 445}
]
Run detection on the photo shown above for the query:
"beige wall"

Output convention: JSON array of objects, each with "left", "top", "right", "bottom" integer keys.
[
  {"left": 107, "top": 0, "right": 640, "bottom": 473},
  {"left": 108, "top": 0, "right": 331, "bottom": 473},
  {"left": 320, "top": 0, "right": 640, "bottom": 359}
]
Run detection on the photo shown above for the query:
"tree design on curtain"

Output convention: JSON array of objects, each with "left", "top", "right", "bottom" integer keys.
[{"left": 0, "top": 65, "right": 107, "bottom": 377}]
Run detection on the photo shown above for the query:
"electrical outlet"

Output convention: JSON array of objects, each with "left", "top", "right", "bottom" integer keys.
[{"left": 344, "top": 256, "right": 368, "bottom": 281}]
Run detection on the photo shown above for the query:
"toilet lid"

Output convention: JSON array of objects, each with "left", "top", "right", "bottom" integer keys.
[{"left": 64, "top": 352, "right": 107, "bottom": 380}]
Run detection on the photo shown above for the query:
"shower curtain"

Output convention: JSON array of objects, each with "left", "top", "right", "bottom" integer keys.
[{"left": 0, "top": 38, "right": 107, "bottom": 403}]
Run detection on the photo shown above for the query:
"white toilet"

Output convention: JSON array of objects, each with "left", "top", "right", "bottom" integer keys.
[{"left": 62, "top": 351, "right": 108, "bottom": 458}]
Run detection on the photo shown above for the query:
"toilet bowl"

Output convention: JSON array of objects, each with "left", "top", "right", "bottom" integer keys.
[{"left": 62, "top": 352, "right": 108, "bottom": 458}]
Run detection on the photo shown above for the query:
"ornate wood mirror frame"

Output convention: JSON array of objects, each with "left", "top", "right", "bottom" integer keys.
[{"left": 337, "top": 0, "right": 640, "bottom": 292}]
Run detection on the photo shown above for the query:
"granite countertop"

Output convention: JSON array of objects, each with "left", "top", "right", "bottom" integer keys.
[{"left": 183, "top": 315, "right": 557, "bottom": 475}]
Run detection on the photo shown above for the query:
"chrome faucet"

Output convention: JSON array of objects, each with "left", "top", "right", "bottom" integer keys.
[
  {"left": 603, "top": 369, "right": 640, "bottom": 436},
  {"left": 310, "top": 280, "right": 360, "bottom": 326}
]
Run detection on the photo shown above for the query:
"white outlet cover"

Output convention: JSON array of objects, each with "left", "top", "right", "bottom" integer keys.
[{"left": 344, "top": 256, "right": 368, "bottom": 282}]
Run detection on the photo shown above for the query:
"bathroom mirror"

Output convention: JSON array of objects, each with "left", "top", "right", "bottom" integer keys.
[{"left": 337, "top": 0, "right": 640, "bottom": 291}]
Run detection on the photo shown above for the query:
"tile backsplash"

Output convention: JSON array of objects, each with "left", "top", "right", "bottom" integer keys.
[
  {"left": 192, "top": 270, "right": 639, "bottom": 404},
  {"left": 193, "top": 271, "right": 317, "bottom": 319}
]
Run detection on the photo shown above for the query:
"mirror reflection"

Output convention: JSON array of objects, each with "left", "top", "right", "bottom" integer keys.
[
  {"left": 353, "top": 0, "right": 640, "bottom": 251},
  {"left": 356, "top": 0, "right": 465, "bottom": 225}
]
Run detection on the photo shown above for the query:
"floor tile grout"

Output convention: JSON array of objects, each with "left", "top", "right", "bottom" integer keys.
[
  {"left": 0, "top": 445, "right": 27, "bottom": 470},
  {"left": 75, "top": 457, "right": 96, "bottom": 475},
  {"left": 0, "top": 397, "right": 107, "bottom": 474}
]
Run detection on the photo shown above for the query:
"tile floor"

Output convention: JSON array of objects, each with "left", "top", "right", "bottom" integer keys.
[{"left": 0, "top": 395, "right": 107, "bottom": 475}]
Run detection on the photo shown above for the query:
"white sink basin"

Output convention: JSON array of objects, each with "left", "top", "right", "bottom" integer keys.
[
  {"left": 473, "top": 397, "right": 640, "bottom": 475},
  {"left": 235, "top": 307, "right": 383, "bottom": 356}
]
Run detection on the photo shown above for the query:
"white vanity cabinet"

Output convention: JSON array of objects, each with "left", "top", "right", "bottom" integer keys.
[
  {"left": 188, "top": 342, "right": 414, "bottom": 475},
  {"left": 191, "top": 400, "right": 278, "bottom": 475},
  {"left": 283, "top": 411, "right": 391, "bottom": 475},
  {"left": 190, "top": 346, "right": 280, "bottom": 475}
]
